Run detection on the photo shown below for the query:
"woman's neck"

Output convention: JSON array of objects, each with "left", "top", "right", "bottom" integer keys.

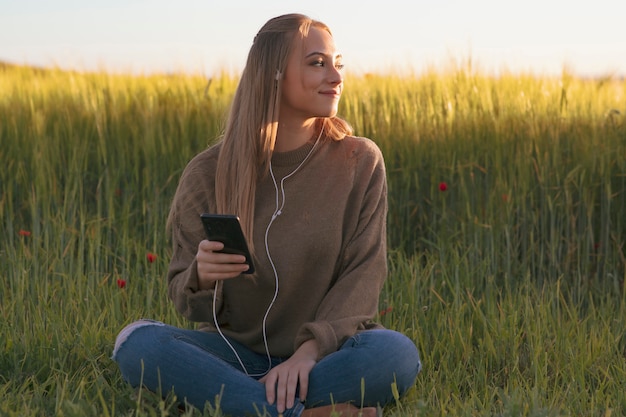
[{"left": 275, "top": 119, "right": 317, "bottom": 152}]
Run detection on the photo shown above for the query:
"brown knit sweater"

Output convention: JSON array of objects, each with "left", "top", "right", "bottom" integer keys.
[{"left": 167, "top": 135, "right": 388, "bottom": 359}]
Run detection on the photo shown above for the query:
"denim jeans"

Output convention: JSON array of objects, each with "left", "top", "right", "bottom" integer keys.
[{"left": 113, "top": 320, "right": 421, "bottom": 417}]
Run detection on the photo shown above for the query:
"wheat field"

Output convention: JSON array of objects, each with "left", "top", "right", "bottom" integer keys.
[{"left": 1, "top": 62, "right": 625, "bottom": 416}]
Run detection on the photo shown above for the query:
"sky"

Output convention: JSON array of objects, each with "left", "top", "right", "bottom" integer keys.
[{"left": 1, "top": 0, "right": 625, "bottom": 78}]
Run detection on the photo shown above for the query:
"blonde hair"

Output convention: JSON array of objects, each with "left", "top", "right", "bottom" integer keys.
[{"left": 215, "top": 13, "right": 352, "bottom": 254}]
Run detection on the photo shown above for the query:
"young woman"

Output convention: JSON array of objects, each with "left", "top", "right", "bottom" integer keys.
[{"left": 113, "top": 13, "right": 421, "bottom": 417}]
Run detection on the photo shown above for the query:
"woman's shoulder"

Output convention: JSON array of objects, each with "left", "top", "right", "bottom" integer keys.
[
  {"left": 181, "top": 141, "right": 222, "bottom": 177},
  {"left": 171, "top": 142, "right": 222, "bottom": 211},
  {"left": 335, "top": 135, "right": 384, "bottom": 162}
]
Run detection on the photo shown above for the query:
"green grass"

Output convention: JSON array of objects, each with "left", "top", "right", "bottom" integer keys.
[{"left": 1, "top": 62, "right": 625, "bottom": 416}]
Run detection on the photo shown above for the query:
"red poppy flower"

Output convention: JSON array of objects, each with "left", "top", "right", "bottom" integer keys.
[
  {"left": 18, "top": 230, "right": 31, "bottom": 236},
  {"left": 438, "top": 182, "right": 448, "bottom": 192},
  {"left": 117, "top": 279, "right": 127, "bottom": 289},
  {"left": 146, "top": 252, "right": 157, "bottom": 263},
  {"left": 379, "top": 306, "right": 393, "bottom": 316}
]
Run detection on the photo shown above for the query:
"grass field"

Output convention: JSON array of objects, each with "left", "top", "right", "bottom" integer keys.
[{"left": 1, "top": 62, "right": 625, "bottom": 416}]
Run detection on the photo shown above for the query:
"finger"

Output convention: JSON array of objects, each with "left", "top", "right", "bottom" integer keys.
[
  {"left": 275, "top": 371, "right": 288, "bottom": 413},
  {"left": 298, "top": 370, "right": 309, "bottom": 402},
  {"left": 263, "top": 373, "right": 276, "bottom": 406},
  {"left": 286, "top": 369, "right": 300, "bottom": 410},
  {"left": 198, "top": 240, "right": 246, "bottom": 264},
  {"left": 197, "top": 248, "right": 246, "bottom": 266},
  {"left": 197, "top": 262, "right": 249, "bottom": 278},
  {"left": 199, "top": 254, "right": 248, "bottom": 270},
  {"left": 197, "top": 239, "right": 225, "bottom": 253}
]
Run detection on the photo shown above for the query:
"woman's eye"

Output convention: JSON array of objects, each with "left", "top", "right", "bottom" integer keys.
[{"left": 310, "top": 58, "right": 344, "bottom": 70}]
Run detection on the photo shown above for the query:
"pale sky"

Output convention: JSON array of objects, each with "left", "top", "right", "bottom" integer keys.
[{"left": 1, "top": 0, "right": 624, "bottom": 77}]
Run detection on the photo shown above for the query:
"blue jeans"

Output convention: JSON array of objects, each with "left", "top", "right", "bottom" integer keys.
[{"left": 113, "top": 320, "right": 421, "bottom": 417}]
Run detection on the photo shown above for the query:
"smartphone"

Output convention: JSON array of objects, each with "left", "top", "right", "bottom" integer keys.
[{"left": 200, "top": 213, "right": 254, "bottom": 274}]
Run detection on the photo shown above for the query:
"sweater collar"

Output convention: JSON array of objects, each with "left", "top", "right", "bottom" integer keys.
[{"left": 270, "top": 140, "right": 318, "bottom": 168}]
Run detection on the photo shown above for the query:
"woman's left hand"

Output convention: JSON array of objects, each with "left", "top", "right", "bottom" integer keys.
[{"left": 259, "top": 339, "right": 319, "bottom": 413}]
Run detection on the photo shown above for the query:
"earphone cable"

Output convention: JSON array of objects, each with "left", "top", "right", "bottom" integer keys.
[{"left": 212, "top": 128, "right": 323, "bottom": 377}]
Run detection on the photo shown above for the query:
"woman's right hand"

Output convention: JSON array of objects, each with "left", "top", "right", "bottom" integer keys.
[{"left": 196, "top": 239, "right": 250, "bottom": 290}]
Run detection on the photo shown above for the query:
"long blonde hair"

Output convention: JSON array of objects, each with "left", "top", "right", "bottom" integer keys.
[{"left": 215, "top": 13, "right": 352, "bottom": 254}]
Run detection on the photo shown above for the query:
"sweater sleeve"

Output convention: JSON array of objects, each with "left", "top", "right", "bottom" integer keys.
[
  {"left": 167, "top": 150, "right": 222, "bottom": 323},
  {"left": 294, "top": 141, "right": 388, "bottom": 359}
]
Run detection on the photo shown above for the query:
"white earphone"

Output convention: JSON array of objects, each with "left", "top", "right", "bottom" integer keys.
[{"left": 212, "top": 128, "right": 323, "bottom": 376}]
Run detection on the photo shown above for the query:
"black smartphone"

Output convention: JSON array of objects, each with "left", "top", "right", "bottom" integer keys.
[{"left": 200, "top": 214, "right": 254, "bottom": 274}]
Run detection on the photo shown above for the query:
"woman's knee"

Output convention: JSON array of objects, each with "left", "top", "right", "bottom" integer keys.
[
  {"left": 112, "top": 319, "right": 166, "bottom": 360},
  {"left": 361, "top": 329, "right": 422, "bottom": 387}
]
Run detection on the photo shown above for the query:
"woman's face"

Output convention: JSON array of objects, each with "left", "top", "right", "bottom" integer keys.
[{"left": 280, "top": 26, "right": 344, "bottom": 123}]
